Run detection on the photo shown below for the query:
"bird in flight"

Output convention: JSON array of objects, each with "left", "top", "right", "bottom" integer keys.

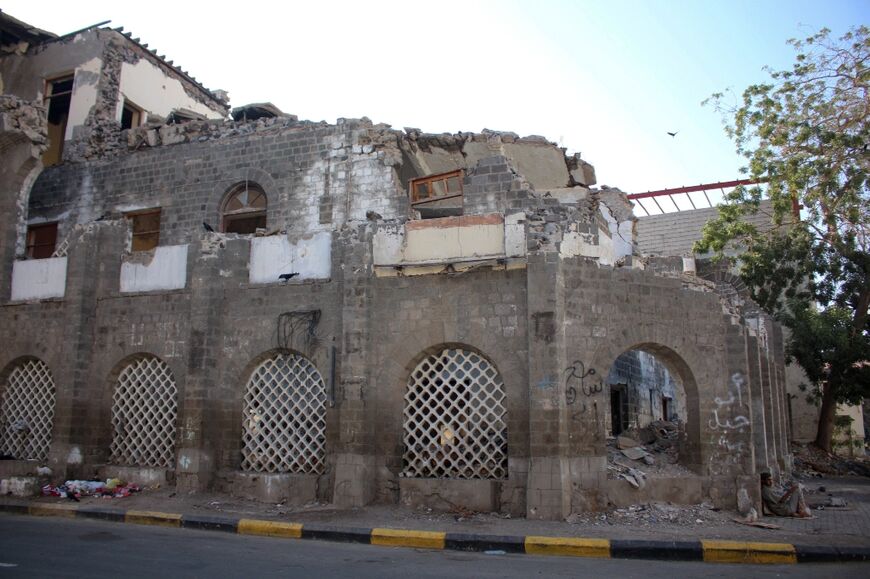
[
  {"left": 667, "top": 131, "right": 679, "bottom": 138},
  {"left": 202, "top": 222, "right": 215, "bottom": 232}
]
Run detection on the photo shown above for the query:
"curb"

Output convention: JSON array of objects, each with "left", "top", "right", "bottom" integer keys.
[{"left": 2, "top": 501, "right": 868, "bottom": 564}]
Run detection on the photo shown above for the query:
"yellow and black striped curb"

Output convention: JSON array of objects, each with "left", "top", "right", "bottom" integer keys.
[{"left": 2, "top": 502, "right": 869, "bottom": 564}]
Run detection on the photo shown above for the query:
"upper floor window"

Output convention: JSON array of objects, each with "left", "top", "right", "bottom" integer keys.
[
  {"left": 25, "top": 223, "right": 58, "bottom": 259},
  {"left": 221, "top": 183, "right": 267, "bottom": 234},
  {"left": 409, "top": 169, "right": 464, "bottom": 219},
  {"left": 121, "top": 99, "right": 144, "bottom": 130},
  {"left": 43, "top": 75, "right": 74, "bottom": 167},
  {"left": 126, "top": 209, "right": 161, "bottom": 252}
]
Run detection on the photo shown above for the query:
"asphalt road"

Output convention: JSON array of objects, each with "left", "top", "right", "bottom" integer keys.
[{"left": 1, "top": 514, "right": 869, "bottom": 578}]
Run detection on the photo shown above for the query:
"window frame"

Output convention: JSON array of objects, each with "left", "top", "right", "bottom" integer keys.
[
  {"left": 25, "top": 222, "right": 59, "bottom": 260},
  {"left": 125, "top": 208, "right": 161, "bottom": 252},
  {"left": 220, "top": 183, "right": 268, "bottom": 234},
  {"left": 121, "top": 98, "right": 144, "bottom": 130}
]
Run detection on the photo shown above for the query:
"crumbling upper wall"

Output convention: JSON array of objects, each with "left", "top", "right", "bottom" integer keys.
[
  {"left": 1, "top": 25, "right": 227, "bottom": 163},
  {"left": 397, "top": 128, "right": 596, "bottom": 192}
]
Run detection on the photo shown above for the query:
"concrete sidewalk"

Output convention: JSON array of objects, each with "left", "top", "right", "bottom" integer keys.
[{"left": 2, "top": 475, "right": 869, "bottom": 564}]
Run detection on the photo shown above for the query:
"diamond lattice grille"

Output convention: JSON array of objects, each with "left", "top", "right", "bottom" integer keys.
[
  {"left": 402, "top": 348, "right": 508, "bottom": 479},
  {"left": 110, "top": 356, "right": 178, "bottom": 468},
  {"left": 241, "top": 353, "right": 326, "bottom": 474},
  {"left": 0, "top": 359, "right": 56, "bottom": 461}
]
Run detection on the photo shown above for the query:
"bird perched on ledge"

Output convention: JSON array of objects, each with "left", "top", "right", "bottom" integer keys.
[{"left": 278, "top": 272, "right": 299, "bottom": 281}]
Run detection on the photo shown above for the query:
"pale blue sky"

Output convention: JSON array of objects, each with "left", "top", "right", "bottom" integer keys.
[{"left": 3, "top": 0, "right": 867, "bottom": 203}]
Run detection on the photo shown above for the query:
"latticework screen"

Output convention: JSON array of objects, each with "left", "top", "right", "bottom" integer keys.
[
  {"left": 402, "top": 348, "right": 508, "bottom": 479},
  {"left": 241, "top": 353, "right": 326, "bottom": 474},
  {"left": 110, "top": 356, "right": 178, "bottom": 468},
  {"left": 0, "top": 359, "right": 56, "bottom": 461}
]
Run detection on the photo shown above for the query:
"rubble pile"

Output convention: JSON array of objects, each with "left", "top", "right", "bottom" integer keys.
[
  {"left": 792, "top": 442, "right": 870, "bottom": 478},
  {"left": 606, "top": 420, "right": 694, "bottom": 480},
  {"left": 566, "top": 501, "right": 728, "bottom": 528}
]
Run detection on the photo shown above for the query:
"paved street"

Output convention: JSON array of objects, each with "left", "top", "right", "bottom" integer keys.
[{"left": 1, "top": 514, "right": 869, "bottom": 578}]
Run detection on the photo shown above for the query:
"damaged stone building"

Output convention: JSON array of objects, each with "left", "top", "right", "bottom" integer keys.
[{"left": 1, "top": 13, "right": 793, "bottom": 519}]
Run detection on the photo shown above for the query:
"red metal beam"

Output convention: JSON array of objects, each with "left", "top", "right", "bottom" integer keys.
[{"left": 627, "top": 179, "right": 764, "bottom": 200}]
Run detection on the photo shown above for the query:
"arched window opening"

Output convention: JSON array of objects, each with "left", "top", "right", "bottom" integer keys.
[
  {"left": 240, "top": 352, "right": 326, "bottom": 474},
  {"left": 605, "top": 347, "right": 692, "bottom": 475},
  {"left": 110, "top": 355, "right": 178, "bottom": 468},
  {"left": 0, "top": 358, "right": 56, "bottom": 461},
  {"left": 402, "top": 347, "right": 507, "bottom": 480},
  {"left": 221, "top": 182, "right": 267, "bottom": 234}
]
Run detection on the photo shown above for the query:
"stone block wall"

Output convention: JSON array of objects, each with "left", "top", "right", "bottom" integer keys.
[{"left": 1, "top": 115, "right": 793, "bottom": 518}]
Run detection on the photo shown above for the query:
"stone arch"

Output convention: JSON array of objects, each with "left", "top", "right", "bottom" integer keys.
[
  {"left": 0, "top": 356, "right": 56, "bottom": 461},
  {"left": 107, "top": 353, "right": 179, "bottom": 468},
  {"left": 239, "top": 349, "right": 327, "bottom": 474},
  {"left": 596, "top": 342, "right": 702, "bottom": 472},
  {"left": 401, "top": 343, "right": 508, "bottom": 480},
  {"left": 207, "top": 167, "right": 277, "bottom": 231}
]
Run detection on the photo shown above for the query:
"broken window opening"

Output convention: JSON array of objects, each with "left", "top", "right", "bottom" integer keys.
[
  {"left": 409, "top": 169, "right": 464, "bottom": 219},
  {"left": 43, "top": 74, "right": 74, "bottom": 167},
  {"left": 121, "top": 99, "right": 144, "bottom": 130},
  {"left": 610, "top": 384, "right": 628, "bottom": 436},
  {"left": 221, "top": 182, "right": 267, "bottom": 234},
  {"left": 25, "top": 223, "right": 58, "bottom": 259},
  {"left": 126, "top": 209, "right": 161, "bottom": 252}
]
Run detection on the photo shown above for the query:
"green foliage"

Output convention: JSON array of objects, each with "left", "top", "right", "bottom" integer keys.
[{"left": 696, "top": 27, "right": 870, "bottom": 446}]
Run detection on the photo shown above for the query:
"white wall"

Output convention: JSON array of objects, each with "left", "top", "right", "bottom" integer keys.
[
  {"left": 120, "top": 245, "right": 188, "bottom": 293},
  {"left": 11, "top": 258, "right": 67, "bottom": 301},
  {"left": 249, "top": 232, "right": 332, "bottom": 284},
  {"left": 65, "top": 57, "right": 102, "bottom": 140},
  {"left": 118, "top": 60, "right": 225, "bottom": 121},
  {"left": 373, "top": 215, "right": 515, "bottom": 266}
]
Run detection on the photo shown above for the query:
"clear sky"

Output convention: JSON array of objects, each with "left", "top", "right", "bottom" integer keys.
[{"left": 2, "top": 0, "right": 867, "bottom": 204}]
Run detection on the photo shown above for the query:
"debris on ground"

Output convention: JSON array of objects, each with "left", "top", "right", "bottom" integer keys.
[
  {"left": 565, "top": 501, "right": 728, "bottom": 528},
  {"left": 792, "top": 442, "right": 870, "bottom": 478},
  {"left": 41, "top": 479, "right": 141, "bottom": 500},
  {"left": 606, "top": 420, "right": 694, "bottom": 478}
]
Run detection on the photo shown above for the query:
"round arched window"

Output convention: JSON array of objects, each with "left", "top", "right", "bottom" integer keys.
[{"left": 221, "top": 182, "right": 267, "bottom": 234}]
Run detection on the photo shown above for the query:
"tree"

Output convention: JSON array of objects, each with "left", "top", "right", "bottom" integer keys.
[{"left": 696, "top": 27, "right": 870, "bottom": 453}]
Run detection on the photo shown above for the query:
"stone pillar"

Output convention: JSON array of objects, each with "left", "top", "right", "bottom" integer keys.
[
  {"left": 50, "top": 220, "right": 124, "bottom": 479},
  {"left": 525, "top": 253, "right": 570, "bottom": 520},
  {"left": 174, "top": 235, "right": 229, "bottom": 492},
  {"left": 332, "top": 224, "right": 377, "bottom": 507},
  {"left": 744, "top": 331, "right": 769, "bottom": 474}
]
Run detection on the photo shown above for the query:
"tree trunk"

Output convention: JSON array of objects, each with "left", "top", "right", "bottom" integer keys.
[{"left": 814, "top": 381, "right": 838, "bottom": 453}]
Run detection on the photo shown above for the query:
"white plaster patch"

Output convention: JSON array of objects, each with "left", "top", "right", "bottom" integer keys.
[
  {"left": 403, "top": 221, "right": 505, "bottom": 263},
  {"left": 118, "top": 60, "right": 224, "bottom": 121},
  {"left": 372, "top": 225, "right": 405, "bottom": 265},
  {"left": 66, "top": 57, "right": 102, "bottom": 141},
  {"left": 560, "top": 227, "right": 599, "bottom": 260},
  {"left": 67, "top": 446, "right": 82, "bottom": 465},
  {"left": 11, "top": 257, "right": 68, "bottom": 301},
  {"left": 505, "top": 212, "right": 527, "bottom": 257},
  {"left": 120, "top": 245, "right": 188, "bottom": 293},
  {"left": 249, "top": 231, "right": 332, "bottom": 284}
]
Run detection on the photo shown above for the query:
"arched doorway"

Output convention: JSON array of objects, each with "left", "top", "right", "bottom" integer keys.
[{"left": 604, "top": 343, "right": 700, "bottom": 472}]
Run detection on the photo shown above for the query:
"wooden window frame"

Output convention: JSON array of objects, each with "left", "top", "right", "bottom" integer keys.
[
  {"left": 25, "top": 222, "right": 59, "bottom": 259},
  {"left": 121, "top": 98, "right": 144, "bottom": 130},
  {"left": 409, "top": 169, "right": 464, "bottom": 206},
  {"left": 126, "top": 209, "right": 161, "bottom": 252},
  {"left": 221, "top": 183, "right": 267, "bottom": 234}
]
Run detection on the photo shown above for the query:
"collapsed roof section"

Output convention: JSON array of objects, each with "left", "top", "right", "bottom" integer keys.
[
  {"left": 0, "top": 11, "right": 56, "bottom": 54},
  {"left": 398, "top": 128, "right": 596, "bottom": 192}
]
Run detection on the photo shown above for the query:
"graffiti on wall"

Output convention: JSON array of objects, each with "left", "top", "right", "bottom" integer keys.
[
  {"left": 564, "top": 360, "right": 603, "bottom": 406},
  {"left": 708, "top": 372, "right": 751, "bottom": 475},
  {"left": 708, "top": 373, "right": 749, "bottom": 431}
]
